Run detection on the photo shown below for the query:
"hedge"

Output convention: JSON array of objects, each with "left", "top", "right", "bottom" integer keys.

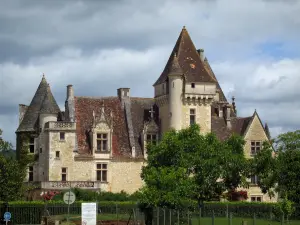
[{"left": 0, "top": 201, "right": 300, "bottom": 224}]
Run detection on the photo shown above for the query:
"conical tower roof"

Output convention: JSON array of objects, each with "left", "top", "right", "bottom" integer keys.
[
  {"left": 40, "top": 84, "right": 61, "bottom": 114},
  {"left": 168, "top": 53, "right": 183, "bottom": 75},
  {"left": 16, "top": 75, "right": 60, "bottom": 132},
  {"left": 154, "top": 26, "right": 216, "bottom": 85}
]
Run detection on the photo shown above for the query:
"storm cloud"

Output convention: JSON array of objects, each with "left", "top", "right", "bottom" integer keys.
[{"left": 0, "top": 0, "right": 300, "bottom": 146}]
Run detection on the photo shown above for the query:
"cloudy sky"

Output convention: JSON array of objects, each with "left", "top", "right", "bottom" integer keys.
[{"left": 0, "top": 0, "right": 300, "bottom": 147}]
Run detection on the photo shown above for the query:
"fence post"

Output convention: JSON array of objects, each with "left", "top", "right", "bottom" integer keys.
[
  {"left": 198, "top": 208, "right": 201, "bottom": 225},
  {"left": 163, "top": 208, "right": 166, "bottom": 225},
  {"left": 212, "top": 210, "right": 215, "bottom": 225},
  {"left": 281, "top": 214, "right": 284, "bottom": 225},
  {"left": 228, "top": 212, "right": 232, "bottom": 225},
  {"left": 157, "top": 207, "right": 159, "bottom": 225},
  {"left": 177, "top": 210, "right": 179, "bottom": 225},
  {"left": 187, "top": 209, "right": 190, "bottom": 225},
  {"left": 169, "top": 209, "right": 172, "bottom": 225},
  {"left": 116, "top": 203, "right": 119, "bottom": 225},
  {"left": 226, "top": 204, "right": 228, "bottom": 218},
  {"left": 253, "top": 213, "right": 256, "bottom": 225}
]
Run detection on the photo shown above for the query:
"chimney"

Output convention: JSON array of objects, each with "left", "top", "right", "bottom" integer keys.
[
  {"left": 67, "top": 85, "right": 74, "bottom": 100},
  {"left": 226, "top": 105, "right": 232, "bottom": 129},
  {"left": 197, "top": 49, "right": 205, "bottom": 62},
  {"left": 65, "top": 85, "right": 75, "bottom": 122}
]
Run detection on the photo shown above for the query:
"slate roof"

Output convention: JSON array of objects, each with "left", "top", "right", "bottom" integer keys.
[
  {"left": 74, "top": 96, "right": 156, "bottom": 158},
  {"left": 154, "top": 26, "right": 216, "bottom": 85},
  {"left": 16, "top": 76, "right": 61, "bottom": 132},
  {"left": 211, "top": 115, "right": 253, "bottom": 141}
]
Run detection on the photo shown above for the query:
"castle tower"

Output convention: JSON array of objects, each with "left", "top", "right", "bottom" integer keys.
[
  {"left": 154, "top": 26, "right": 217, "bottom": 134},
  {"left": 168, "top": 53, "right": 183, "bottom": 130}
]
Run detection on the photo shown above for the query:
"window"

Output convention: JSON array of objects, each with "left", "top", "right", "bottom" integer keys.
[
  {"left": 40, "top": 148, "right": 42, "bottom": 153},
  {"left": 96, "top": 163, "right": 107, "bottom": 182},
  {"left": 191, "top": 83, "right": 195, "bottom": 88},
  {"left": 29, "top": 137, "right": 34, "bottom": 153},
  {"left": 190, "top": 109, "right": 196, "bottom": 125},
  {"left": 250, "top": 175, "right": 260, "bottom": 185},
  {"left": 96, "top": 133, "right": 108, "bottom": 152},
  {"left": 60, "top": 132, "right": 65, "bottom": 141},
  {"left": 56, "top": 151, "right": 60, "bottom": 158},
  {"left": 146, "top": 134, "right": 157, "bottom": 145},
  {"left": 251, "top": 196, "right": 262, "bottom": 202},
  {"left": 61, "top": 168, "right": 67, "bottom": 181},
  {"left": 251, "top": 141, "right": 262, "bottom": 155},
  {"left": 28, "top": 166, "right": 33, "bottom": 182}
]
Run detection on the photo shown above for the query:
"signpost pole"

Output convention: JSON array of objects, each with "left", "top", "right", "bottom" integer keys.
[{"left": 67, "top": 185, "right": 71, "bottom": 223}]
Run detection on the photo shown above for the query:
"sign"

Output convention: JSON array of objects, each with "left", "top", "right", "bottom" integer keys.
[
  {"left": 63, "top": 191, "right": 76, "bottom": 205},
  {"left": 3, "top": 212, "right": 11, "bottom": 221},
  {"left": 82, "top": 203, "right": 97, "bottom": 225}
]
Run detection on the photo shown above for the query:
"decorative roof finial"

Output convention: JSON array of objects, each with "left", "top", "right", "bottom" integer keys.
[
  {"left": 42, "top": 73, "right": 45, "bottom": 78},
  {"left": 183, "top": 26, "right": 186, "bottom": 30},
  {"left": 149, "top": 106, "right": 155, "bottom": 120}
]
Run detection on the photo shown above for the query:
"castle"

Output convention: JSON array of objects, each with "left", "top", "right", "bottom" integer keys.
[{"left": 16, "top": 27, "right": 275, "bottom": 202}]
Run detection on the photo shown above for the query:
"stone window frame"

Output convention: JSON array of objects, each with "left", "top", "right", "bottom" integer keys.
[
  {"left": 96, "top": 133, "right": 109, "bottom": 153},
  {"left": 55, "top": 151, "right": 60, "bottom": 159},
  {"left": 146, "top": 134, "right": 158, "bottom": 145},
  {"left": 60, "top": 132, "right": 65, "bottom": 141},
  {"left": 29, "top": 137, "right": 35, "bottom": 154},
  {"left": 250, "top": 175, "right": 260, "bottom": 185},
  {"left": 61, "top": 167, "right": 67, "bottom": 181},
  {"left": 190, "top": 108, "right": 196, "bottom": 125},
  {"left": 250, "top": 195, "right": 262, "bottom": 202},
  {"left": 92, "top": 123, "right": 112, "bottom": 154},
  {"left": 96, "top": 163, "right": 108, "bottom": 182},
  {"left": 28, "top": 166, "right": 33, "bottom": 182},
  {"left": 191, "top": 83, "right": 195, "bottom": 88},
  {"left": 250, "top": 140, "right": 262, "bottom": 156}
]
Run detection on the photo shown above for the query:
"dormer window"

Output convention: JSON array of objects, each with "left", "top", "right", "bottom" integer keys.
[
  {"left": 96, "top": 133, "right": 108, "bottom": 152},
  {"left": 191, "top": 83, "right": 195, "bottom": 88}
]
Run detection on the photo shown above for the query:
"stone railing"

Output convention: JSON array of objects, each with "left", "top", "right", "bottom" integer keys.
[
  {"left": 41, "top": 181, "right": 107, "bottom": 190},
  {"left": 45, "top": 122, "right": 76, "bottom": 131}
]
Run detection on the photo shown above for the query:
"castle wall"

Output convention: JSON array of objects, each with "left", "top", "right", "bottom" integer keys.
[
  {"left": 181, "top": 103, "right": 211, "bottom": 133},
  {"left": 243, "top": 114, "right": 277, "bottom": 202}
]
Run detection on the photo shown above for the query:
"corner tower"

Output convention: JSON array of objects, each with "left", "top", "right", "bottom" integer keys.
[{"left": 154, "top": 26, "right": 217, "bottom": 134}]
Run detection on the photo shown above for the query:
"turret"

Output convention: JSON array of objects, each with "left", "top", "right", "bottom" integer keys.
[{"left": 168, "top": 53, "right": 183, "bottom": 130}]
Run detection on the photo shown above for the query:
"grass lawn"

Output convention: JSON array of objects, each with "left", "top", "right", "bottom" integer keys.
[{"left": 191, "top": 217, "right": 300, "bottom": 225}]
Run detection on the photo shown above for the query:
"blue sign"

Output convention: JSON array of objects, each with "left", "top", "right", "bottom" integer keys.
[{"left": 4, "top": 212, "right": 11, "bottom": 221}]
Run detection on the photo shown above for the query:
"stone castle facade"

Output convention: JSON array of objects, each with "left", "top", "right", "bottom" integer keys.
[{"left": 16, "top": 27, "right": 276, "bottom": 202}]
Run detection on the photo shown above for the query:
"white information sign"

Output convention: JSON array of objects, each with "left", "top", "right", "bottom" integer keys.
[{"left": 81, "top": 203, "right": 97, "bottom": 225}]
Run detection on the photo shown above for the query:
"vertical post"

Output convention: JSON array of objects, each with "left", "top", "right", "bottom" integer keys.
[
  {"left": 187, "top": 209, "right": 190, "bottom": 225},
  {"left": 163, "top": 209, "right": 166, "bottom": 225},
  {"left": 169, "top": 209, "right": 172, "bottom": 225},
  {"left": 67, "top": 186, "right": 71, "bottom": 223},
  {"left": 229, "top": 212, "right": 232, "bottom": 225},
  {"left": 198, "top": 208, "right": 201, "bottom": 225},
  {"left": 212, "top": 210, "right": 215, "bottom": 225},
  {"left": 157, "top": 208, "right": 159, "bottom": 225},
  {"left": 226, "top": 204, "right": 228, "bottom": 218},
  {"left": 253, "top": 213, "right": 256, "bottom": 225},
  {"left": 281, "top": 214, "right": 284, "bottom": 225},
  {"left": 116, "top": 203, "right": 119, "bottom": 225},
  {"left": 177, "top": 210, "right": 179, "bottom": 225}
]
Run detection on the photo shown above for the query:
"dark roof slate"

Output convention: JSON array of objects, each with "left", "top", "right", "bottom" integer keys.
[
  {"left": 154, "top": 27, "right": 216, "bottom": 85},
  {"left": 40, "top": 85, "right": 61, "bottom": 114},
  {"left": 16, "top": 76, "right": 60, "bottom": 132}
]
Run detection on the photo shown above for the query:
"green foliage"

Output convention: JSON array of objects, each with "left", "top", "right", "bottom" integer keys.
[
  {"left": 0, "top": 128, "right": 13, "bottom": 152},
  {"left": 273, "top": 197, "right": 295, "bottom": 221},
  {"left": 51, "top": 188, "right": 138, "bottom": 202},
  {"left": 252, "top": 141, "right": 277, "bottom": 199},
  {"left": 16, "top": 133, "right": 34, "bottom": 168},
  {"left": 140, "top": 124, "right": 248, "bottom": 209},
  {"left": 0, "top": 155, "right": 27, "bottom": 201},
  {"left": 275, "top": 130, "right": 300, "bottom": 152}
]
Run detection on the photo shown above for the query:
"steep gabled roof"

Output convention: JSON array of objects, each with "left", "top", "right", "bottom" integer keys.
[
  {"left": 154, "top": 26, "right": 216, "bottom": 85},
  {"left": 16, "top": 75, "right": 60, "bottom": 132}
]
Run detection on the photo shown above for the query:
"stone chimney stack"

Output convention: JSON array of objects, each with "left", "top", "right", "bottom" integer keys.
[
  {"left": 117, "top": 88, "right": 130, "bottom": 109},
  {"left": 65, "top": 85, "right": 75, "bottom": 122},
  {"left": 226, "top": 105, "right": 232, "bottom": 129},
  {"left": 197, "top": 49, "right": 205, "bottom": 62}
]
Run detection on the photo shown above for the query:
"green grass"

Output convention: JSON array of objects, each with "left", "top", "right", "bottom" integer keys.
[{"left": 191, "top": 217, "right": 300, "bottom": 225}]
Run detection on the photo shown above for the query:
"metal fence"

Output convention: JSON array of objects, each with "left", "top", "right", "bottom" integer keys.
[{"left": 1, "top": 203, "right": 300, "bottom": 225}]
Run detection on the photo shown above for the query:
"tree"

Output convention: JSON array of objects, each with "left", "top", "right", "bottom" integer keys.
[
  {"left": 0, "top": 129, "right": 13, "bottom": 152},
  {"left": 252, "top": 141, "right": 277, "bottom": 199},
  {"left": 254, "top": 130, "right": 300, "bottom": 203},
  {"left": 139, "top": 124, "right": 248, "bottom": 209}
]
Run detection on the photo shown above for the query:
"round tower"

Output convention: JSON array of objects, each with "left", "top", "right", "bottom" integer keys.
[{"left": 168, "top": 53, "right": 183, "bottom": 130}]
